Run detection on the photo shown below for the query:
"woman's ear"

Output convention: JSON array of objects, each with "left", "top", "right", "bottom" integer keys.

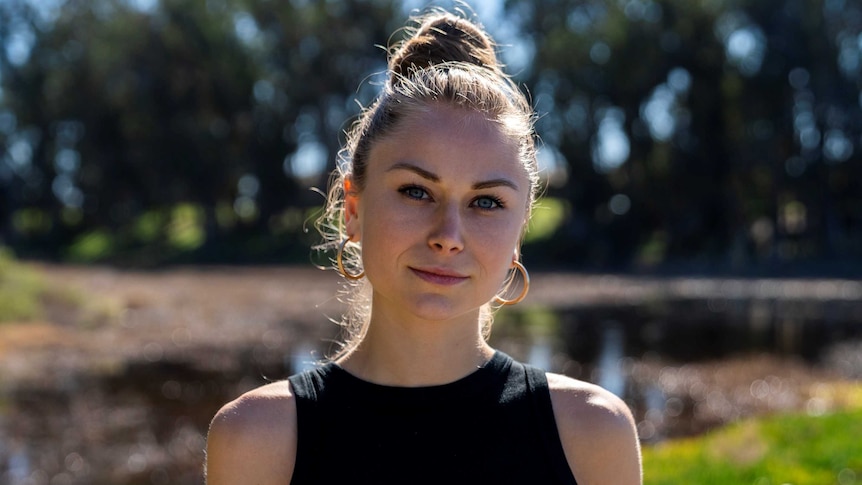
[{"left": 344, "top": 177, "right": 361, "bottom": 241}]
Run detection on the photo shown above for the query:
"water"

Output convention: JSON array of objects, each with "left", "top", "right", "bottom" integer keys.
[
  {"left": 2, "top": 298, "right": 860, "bottom": 484},
  {"left": 493, "top": 300, "right": 862, "bottom": 442}
]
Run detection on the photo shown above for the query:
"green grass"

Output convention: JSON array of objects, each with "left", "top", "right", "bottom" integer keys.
[
  {"left": 644, "top": 406, "right": 862, "bottom": 485},
  {"left": 0, "top": 247, "right": 47, "bottom": 322},
  {"left": 0, "top": 247, "right": 122, "bottom": 327}
]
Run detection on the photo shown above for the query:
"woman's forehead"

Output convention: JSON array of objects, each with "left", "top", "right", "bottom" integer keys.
[
  {"left": 398, "top": 103, "right": 508, "bottom": 135},
  {"left": 372, "top": 106, "right": 524, "bottom": 173}
]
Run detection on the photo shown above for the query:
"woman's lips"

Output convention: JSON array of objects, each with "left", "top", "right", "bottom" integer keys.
[{"left": 410, "top": 267, "right": 469, "bottom": 286}]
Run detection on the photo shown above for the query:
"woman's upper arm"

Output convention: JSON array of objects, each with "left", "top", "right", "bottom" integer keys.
[
  {"left": 547, "top": 373, "right": 642, "bottom": 485},
  {"left": 205, "top": 380, "right": 297, "bottom": 485}
]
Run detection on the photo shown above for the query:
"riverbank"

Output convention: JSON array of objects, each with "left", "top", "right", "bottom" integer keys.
[
  {"left": 1, "top": 263, "right": 860, "bottom": 485},
  {"left": 7, "top": 263, "right": 862, "bottom": 378}
]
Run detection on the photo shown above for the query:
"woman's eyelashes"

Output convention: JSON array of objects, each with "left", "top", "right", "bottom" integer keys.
[
  {"left": 398, "top": 184, "right": 430, "bottom": 201},
  {"left": 471, "top": 195, "right": 505, "bottom": 210},
  {"left": 397, "top": 184, "right": 506, "bottom": 211}
]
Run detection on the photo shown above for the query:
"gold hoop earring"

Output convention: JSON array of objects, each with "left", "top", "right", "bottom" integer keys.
[
  {"left": 336, "top": 238, "right": 365, "bottom": 280},
  {"left": 494, "top": 261, "right": 530, "bottom": 306}
]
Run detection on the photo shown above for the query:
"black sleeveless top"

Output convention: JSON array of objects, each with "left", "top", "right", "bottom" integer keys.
[{"left": 287, "top": 351, "right": 578, "bottom": 485}]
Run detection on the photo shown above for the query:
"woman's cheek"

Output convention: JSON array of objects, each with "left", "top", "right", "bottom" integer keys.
[{"left": 472, "top": 215, "right": 521, "bottom": 243}]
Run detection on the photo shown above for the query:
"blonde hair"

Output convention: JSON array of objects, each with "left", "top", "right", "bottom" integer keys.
[{"left": 314, "top": 9, "right": 539, "bottom": 358}]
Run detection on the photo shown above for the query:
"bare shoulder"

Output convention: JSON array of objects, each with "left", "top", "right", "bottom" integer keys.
[
  {"left": 205, "top": 380, "right": 297, "bottom": 485},
  {"left": 546, "top": 373, "right": 642, "bottom": 485},
  {"left": 546, "top": 373, "right": 634, "bottom": 430}
]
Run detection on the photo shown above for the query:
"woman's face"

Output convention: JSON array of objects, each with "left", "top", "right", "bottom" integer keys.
[{"left": 345, "top": 104, "right": 530, "bottom": 324}]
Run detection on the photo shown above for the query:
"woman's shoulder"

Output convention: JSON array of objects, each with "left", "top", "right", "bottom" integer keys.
[
  {"left": 545, "top": 372, "right": 634, "bottom": 428},
  {"left": 205, "top": 380, "right": 297, "bottom": 485},
  {"left": 209, "top": 379, "right": 297, "bottom": 434},
  {"left": 545, "top": 373, "right": 642, "bottom": 485}
]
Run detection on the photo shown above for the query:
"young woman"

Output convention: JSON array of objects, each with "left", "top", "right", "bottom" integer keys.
[{"left": 206, "top": 10, "right": 642, "bottom": 485}]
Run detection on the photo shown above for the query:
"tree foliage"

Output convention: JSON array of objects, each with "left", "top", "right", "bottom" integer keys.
[
  {"left": 513, "top": 0, "right": 862, "bottom": 273},
  {"left": 0, "top": 0, "right": 860, "bottom": 273}
]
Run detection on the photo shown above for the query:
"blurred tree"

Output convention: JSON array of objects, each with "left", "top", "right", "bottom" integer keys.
[
  {"left": 0, "top": 0, "right": 859, "bottom": 272},
  {"left": 0, "top": 0, "right": 262, "bottom": 260},
  {"left": 0, "top": 0, "right": 399, "bottom": 264},
  {"left": 234, "top": 0, "right": 399, "bottom": 255},
  {"left": 510, "top": 0, "right": 862, "bottom": 273}
]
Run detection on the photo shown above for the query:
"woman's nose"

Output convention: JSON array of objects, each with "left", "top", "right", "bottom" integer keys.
[{"left": 428, "top": 203, "right": 464, "bottom": 253}]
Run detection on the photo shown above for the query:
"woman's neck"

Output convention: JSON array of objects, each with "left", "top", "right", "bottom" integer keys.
[{"left": 336, "top": 309, "right": 495, "bottom": 387}]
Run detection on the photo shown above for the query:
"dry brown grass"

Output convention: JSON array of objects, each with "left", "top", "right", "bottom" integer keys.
[{"left": 0, "top": 321, "right": 73, "bottom": 353}]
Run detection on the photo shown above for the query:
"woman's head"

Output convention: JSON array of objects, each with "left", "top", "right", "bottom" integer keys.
[
  {"left": 347, "top": 12, "right": 539, "bottom": 206},
  {"left": 316, "top": 10, "right": 539, "bottom": 352}
]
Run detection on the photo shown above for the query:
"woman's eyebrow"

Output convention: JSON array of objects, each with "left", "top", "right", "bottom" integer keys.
[
  {"left": 386, "top": 162, "right": 520, "bottom": 191},
  {"left": 386, "top": 162, "right": 439, "bottom": 182},
  {"left": 473, "top": 179, "right": 519, "bottom": 191}
]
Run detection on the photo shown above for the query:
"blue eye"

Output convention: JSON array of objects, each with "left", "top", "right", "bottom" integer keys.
[
  {"left": 400, "top": 186, "right": 428, "bottom": 200},
  {"left": 473, "top": 196, "right": 503, "bottom": 210}
]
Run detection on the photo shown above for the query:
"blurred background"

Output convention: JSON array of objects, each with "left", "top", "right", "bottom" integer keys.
[
  {"left": 0, "top": 0, "right": 860, "bottom": 484},
  {"left": 1, "top": 0, "right": 862, "bottom": 272}
]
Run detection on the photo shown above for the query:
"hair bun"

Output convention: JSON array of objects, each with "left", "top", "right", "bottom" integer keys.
[{"left": 389, "top": 13, "right": 500, "bottom": 78}]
